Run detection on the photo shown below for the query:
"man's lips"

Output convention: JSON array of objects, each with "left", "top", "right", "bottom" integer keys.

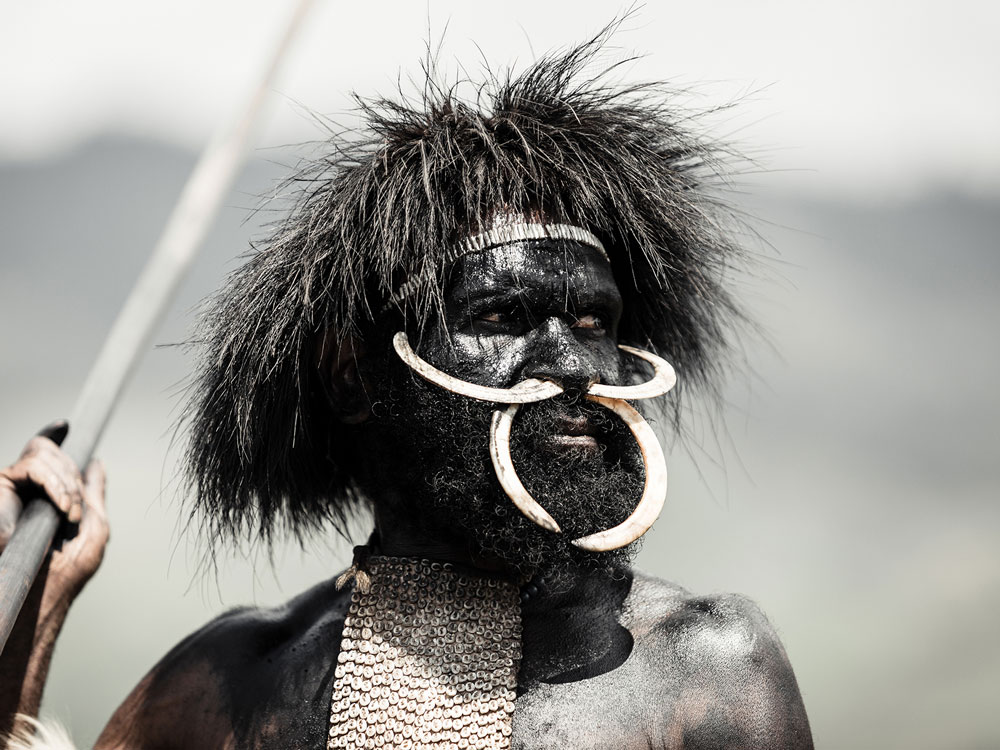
[{"left": 543, "top": 414, "right": 600, "bottom": 453}]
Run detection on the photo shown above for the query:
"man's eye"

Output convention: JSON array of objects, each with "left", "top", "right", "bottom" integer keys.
[
  {"left": 470, "top": 310, "right": 520, "bottom": 332},
  {"left": 571, "top": 313, "right": 605, "bottom": 330}
]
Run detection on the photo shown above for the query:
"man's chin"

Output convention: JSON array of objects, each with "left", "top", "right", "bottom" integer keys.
[
  {"left": 464, "top": 501, "right": 639, "bottom": 583},
  {"left": 425, "top": 459, "right": 643, "bottom": 579},
  {"left": 459, "top": 449, "right": 645, "bottom": 578}
]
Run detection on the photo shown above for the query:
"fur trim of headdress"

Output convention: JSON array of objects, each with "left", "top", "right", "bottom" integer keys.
[
  {"left": 4, "top": 716, "right": 77, "bottom": 750},
  {"left": 182, "top": 26, "right": 749, "bottom": 547}
]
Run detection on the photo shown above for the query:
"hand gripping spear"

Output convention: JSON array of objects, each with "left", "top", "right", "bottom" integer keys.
[{"left": 0, "top": 0, "right": 315, "bottom": 653}]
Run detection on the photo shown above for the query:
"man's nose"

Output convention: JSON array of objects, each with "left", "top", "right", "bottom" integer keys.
[{"left": 518, "top": 317, "right": 600, "bottom": 394}]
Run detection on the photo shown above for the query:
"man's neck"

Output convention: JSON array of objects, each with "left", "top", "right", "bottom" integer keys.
[
  {"left": 366, "top": 502, "right": 636, "bottom": 688},
  {"left": 372, "top": 505, "right": 511, "bottom": 573}
]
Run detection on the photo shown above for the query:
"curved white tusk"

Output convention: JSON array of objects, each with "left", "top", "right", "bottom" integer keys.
[
  {"left": 586, "top": 345, "right": 677, "bottom": 401},
  {"left": 489, "top": 405, "right": 562, "bottom": 533},
  {"left": 570, "top": 395, "right": 668, "bottom": 551},
  {"left": 487, "top": 396, "right": 667, "bottom": 550},
  {"left": 393, "top": 332, "right": 564, "bottom": 404}
]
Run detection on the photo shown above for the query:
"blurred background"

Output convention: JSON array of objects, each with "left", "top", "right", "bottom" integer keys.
[{"left": 1, "top": 1, "right": 997, "bottom": 747}]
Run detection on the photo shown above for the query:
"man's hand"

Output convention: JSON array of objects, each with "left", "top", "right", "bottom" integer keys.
[
  {"left": 0, "top": 421, "right": 109, "bottom": 735},
  {"left": 0, "top": 421, "right": 108, "bottom": 603}
]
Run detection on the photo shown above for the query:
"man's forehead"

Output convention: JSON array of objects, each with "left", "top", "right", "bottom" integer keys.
[{"left": 445, "top": 239, "right": 617, "bottom": 299}]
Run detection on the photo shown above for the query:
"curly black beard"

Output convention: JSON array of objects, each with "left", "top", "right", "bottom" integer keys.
[{"left": 356, "top": 357, "right": 645, "bottom": 581}]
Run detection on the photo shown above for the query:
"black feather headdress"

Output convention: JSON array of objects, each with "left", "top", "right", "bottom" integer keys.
[{"left": 182, "top": 34, "right": 749, "bottom": 547}]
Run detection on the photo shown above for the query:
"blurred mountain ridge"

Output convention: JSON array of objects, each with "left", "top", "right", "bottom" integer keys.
[{"left": 0, "top": 135, "right": 998, "bottom": 750}]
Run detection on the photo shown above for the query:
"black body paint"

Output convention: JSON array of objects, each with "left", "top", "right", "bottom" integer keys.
[
  {"left": 133, "top": 569, "right": 811, "bottom": 749},
  {"left": 118, "top": 240, "right": 811, "bottom": 749}
]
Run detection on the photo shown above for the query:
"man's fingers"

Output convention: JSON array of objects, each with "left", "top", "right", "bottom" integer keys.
[
  {"left": 36, "top": 439, "right": 86, "bottom": 522},
  {"left": 0, "top": 481, "right": 24, "bottom": 548},
  {"left": 37, "top": 448, "right": 85, "bottom": 523},
  {"left": 0, "top": 423, "right": 82, "bottom": 538},
  {"left": 79, "top": 460, "right": 109, "bottom": 544},
  {"left": 36, "top": 419, "right": 69, "bottom": 447},
  {"left": 82, "top": 460, "right": 107, "bottom": 516},
  {"left": 72, "top": 460, "right": 110, "bottom": 570},
  {"left": 8, "top": 441, "right": 85, "bottom": 523}
]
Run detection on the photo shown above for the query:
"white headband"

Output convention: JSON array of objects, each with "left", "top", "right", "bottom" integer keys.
[
  {"left": 455, "top": 221, "right": 607, "bottom": 262},
  {"left": 388, "top": 221, "right": 608, "bottom": 309}
]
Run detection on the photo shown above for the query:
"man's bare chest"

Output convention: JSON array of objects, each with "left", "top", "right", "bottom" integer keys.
[
  {"left": 217, "top": 569, "right": 689, "bottom": 750},
  {"left": 511, "top": 633, "right": 675, "bottom": 750},
  {"left": 234, "top": 642, "right": 668, "bottom": 750}
]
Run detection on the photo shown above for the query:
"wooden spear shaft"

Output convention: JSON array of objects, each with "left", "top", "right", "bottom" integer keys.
[{"left": 0, "top": 0, "right": 315, "bottom": 653}]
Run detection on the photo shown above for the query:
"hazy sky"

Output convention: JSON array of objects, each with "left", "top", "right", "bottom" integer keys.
[{"left": 2, "top": 0, "right": 998, "bottom": 198}]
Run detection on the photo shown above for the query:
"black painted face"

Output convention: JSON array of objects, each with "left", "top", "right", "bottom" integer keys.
[
  {"left": 362, "top": 238, "right": 642, "bottom": 577},
  {"left": 420, "top": 240, "right": 625, "bottom": 396}
]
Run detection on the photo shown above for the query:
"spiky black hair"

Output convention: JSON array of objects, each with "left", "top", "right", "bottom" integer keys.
[{"left": 182, "top": 30, "right": 749, "bottom": 547}]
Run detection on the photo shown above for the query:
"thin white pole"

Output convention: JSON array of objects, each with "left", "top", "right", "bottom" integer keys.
[{"left": 0, "top": 0, "right": 317, "bottom": 652}]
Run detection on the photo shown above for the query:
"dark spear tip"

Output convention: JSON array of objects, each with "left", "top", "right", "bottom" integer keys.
[{"left": 37, "top": 420, "right": 69, "bottom": 447}]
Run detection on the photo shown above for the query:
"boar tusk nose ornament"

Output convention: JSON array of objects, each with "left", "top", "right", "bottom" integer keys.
[
  {"left": 393, "top": 331, "right": 677, "bottom": 550},
  {"left": 586, "top": 345, "right": 676, "bottom": 400},
  {"left": 393, "top": 332, "right": 677, "bottom": 403},
  {"left": 393, "top": 333, "right": 563, "bottom": 403}
]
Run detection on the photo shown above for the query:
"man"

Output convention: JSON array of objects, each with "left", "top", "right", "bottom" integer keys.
[{"left": 0, "top": 37, "right": 813, "bottom": 749}]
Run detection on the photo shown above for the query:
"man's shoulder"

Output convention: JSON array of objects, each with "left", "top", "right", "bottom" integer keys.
[
  {"left": 513, "top": 570, "right": 812, "bottom": 749},
  {"left": 97, "top": 574, "right": 353, "bottom": 749},
  {"left": 165, "top": 572, "right": 354, "bottom": 672},
  {"left": 624, "top": 569, "right": 783, "bottom": 667},
  {"left": 616, "top": 570, "right": 813, "bottom": 748}
]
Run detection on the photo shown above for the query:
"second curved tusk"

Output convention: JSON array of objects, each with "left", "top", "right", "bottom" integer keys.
[
  {"left": 489, "top": 405, "right": 562, "bottom": 533},
  {"left": 393, "top": 332, "right": 564, "bottom": 403},
  {"left": 487, "top": 396, "right": 667, "bottom": 551},
  {"left": 586, "top": 345, "right": 677, "bottom": 401},
  {"left": 570, "top": 395, "right": 668, "bottom": 551}
]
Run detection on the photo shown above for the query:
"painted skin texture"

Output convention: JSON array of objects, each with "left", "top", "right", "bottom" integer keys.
[
  {"left": 94, "top": 572, "right": 811, "bottom": 749},
  {"left": 92, "top": 241, "right": 812, "bottom": 749}
]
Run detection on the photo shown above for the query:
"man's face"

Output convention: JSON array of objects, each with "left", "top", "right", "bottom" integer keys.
[
  {"left": 428, "top": 240, "right": 624, "bottom": 398},
  {"left": 366, "top": 239, "right": 645, "bottom": 576}
]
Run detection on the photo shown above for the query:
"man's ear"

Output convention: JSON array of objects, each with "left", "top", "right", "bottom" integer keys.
[{"left": 316, "top": 329, "right": 371, "bottom": 424}]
